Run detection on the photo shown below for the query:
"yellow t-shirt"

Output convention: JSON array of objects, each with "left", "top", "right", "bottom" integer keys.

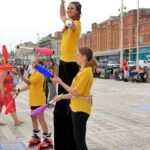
[
  {"left": 60, "top": 20, "right": 81, "bottom": 62},
  {"left": 70, "top": 67, "right": 93, "bottom": 114},
  {"left": 29, "top": 71, "right": 46, "bottom": 106}
]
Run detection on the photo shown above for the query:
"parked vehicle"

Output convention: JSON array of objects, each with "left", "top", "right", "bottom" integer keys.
[
  {"left": 107, "top": 61, "right": 120, "bottom": 68},
  {"left": 139, "top": 60, "right": 150, "bottom": 68},
  {"left": 128, "top": 61, "right": 136, "bottom": 68}
]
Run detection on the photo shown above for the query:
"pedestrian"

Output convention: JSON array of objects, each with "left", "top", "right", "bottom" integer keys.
[
  {"left": 13, "top": 58, "right": 53, "bottom": 149},
  {"left": 54, "top": 1, "right": 82, "bottom": 150},
  {"left": 27, "top": 63, "right": 34, "bottom": 78},
  {"left": 0, "top": 58, "right": 23, "bottom": 126},
  {"left": 20, "top": 63, "right": 25, "bottom": 76},
  {"left": 10, "top": 70, "right": 19, "bottom": 89},
  {"left": 44, "top": 59, "right": 57, "bottom": 103},
  {"left": 51, "top": 47, "right": 97, "bottom": 150},
  {"left": 122, "top": 60, "right": 128, "bottom": 81}
]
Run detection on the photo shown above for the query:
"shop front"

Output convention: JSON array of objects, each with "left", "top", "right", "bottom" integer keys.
[{"left": 139, "top": 46, "right": 150, "bottom": 60}]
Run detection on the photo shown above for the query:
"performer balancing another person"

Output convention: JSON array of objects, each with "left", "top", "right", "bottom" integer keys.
[
  {"left": 13, "top": 58, "right": 53, "bottom": 149},
  {"left": 51, "top": 47, "right": 97, "bottom": 150},
  {"left": 53, "top": 1, "right": 82, "bottom": 150}
]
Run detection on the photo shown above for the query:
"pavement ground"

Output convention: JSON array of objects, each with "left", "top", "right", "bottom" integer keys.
[{"left": 0, "top": 78, "right": 150, "bottom": 150}]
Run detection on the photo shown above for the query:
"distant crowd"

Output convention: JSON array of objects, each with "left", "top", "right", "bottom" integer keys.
[{"left": 94, "top": 60, "right": 148, "bottom": 83}]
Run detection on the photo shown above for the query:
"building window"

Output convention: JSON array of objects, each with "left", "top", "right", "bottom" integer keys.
[
  {"left": 139, "top": 35, "right": 144, "bottom": 44},
  {"left": 148, "top": 34, "right": 150, "bottom": 42},
  {"left": 140, "top": 27, "right": 144, "bottom": 32}
]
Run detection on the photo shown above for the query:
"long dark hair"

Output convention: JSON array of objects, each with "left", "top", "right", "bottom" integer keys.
[
  {"left": 79, "top": 47, "right": 97, "bottom": 70},
  {"left": 71, "top": 1, "right": 82, "bottom": 20}
]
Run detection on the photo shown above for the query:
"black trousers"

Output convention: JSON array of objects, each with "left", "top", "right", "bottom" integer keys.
[
  {"left": 72, "top": 112, "right": 89, "bottom": 150},
  {"left": 54, "top": 60, "right": 79, "bottom": 150}
]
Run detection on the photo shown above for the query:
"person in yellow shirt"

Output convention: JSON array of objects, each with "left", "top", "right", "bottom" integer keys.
[
  {"left": 51, "top": 47, "right": 97, "bottom": 150},
  {"left": 13, "top": 59, "right": 53, "bottom": 149},
  {"left": 54, "top": 1, "right": 82, "bottom": 150}
]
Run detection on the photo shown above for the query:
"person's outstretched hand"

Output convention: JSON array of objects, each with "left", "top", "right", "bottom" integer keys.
[
  {"left": 50, "top": 76, "right": 62, "bottom": 84},
  {"left": 12, "top": 68, "right": 21, "bottom": 76},
  {"left": 16, "top": 89, "right": 20, "bottom": 96}
]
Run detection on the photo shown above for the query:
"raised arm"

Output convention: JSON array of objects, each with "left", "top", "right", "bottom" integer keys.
[
  {"left": 18, "top": 73, "right": 31, "bottom": 85},
  {"left": 60, "top": 0, "right": 66, "bottom": 21},
  {"left": 12, "top": 68, "right": 31, "bottom": 85}
]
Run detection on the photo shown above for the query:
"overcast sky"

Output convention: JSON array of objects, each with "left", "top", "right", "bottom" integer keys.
[{"left": 0, "top": 0, "right": 149, "bottom": 51}]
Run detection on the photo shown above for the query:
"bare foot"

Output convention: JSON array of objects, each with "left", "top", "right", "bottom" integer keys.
[
  {"left": 0, "top": 122, "right": 6, "bottom": 126},
  {"left": 14, "top": 121, "right": 24, "bottom": 126}
]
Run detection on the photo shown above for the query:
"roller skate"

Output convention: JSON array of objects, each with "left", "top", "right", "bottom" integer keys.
[
  {"left": 37, "top": 133, "right": 53, "bottom": 150},
  {"left": 28, "top": 130, "right": 41, "bottom": 149}
]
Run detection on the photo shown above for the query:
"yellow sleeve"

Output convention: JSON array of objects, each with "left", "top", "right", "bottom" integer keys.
[
  {"left": 72, "top": 73, "right": 91, "bottom": 96},
  {"left": 73, "top": 20, "right": 81, "bottom": 33},
  {"left": 74, "top": 20, "right": 80, "bottom": 28},
  {"left": 30, "top": 72, "right": 42, "bottom": 84}
]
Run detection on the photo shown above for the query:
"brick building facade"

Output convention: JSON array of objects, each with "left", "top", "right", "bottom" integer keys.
[{"left": 79, "top": 9, "right": 150, "bottom": 62}]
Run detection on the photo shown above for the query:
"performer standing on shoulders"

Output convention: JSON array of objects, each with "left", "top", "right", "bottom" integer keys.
[{"left": 53, "top": 0, "right": 82, "bottom": 150}]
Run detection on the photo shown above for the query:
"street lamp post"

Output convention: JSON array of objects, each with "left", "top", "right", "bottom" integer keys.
[
  {"left": 128, "top": 27, "right": 131, "bottom": 62},
  {"left": 36, "top": 33, "right": 40, "bottom": 57},
  {"left": 36, "top": 33, "right": 40, "bottom": 47},
  {"left": 20, "top": 40, "right": 24, "bottom": 58},
  {"left": 136, "top": 0, "right": 139, "bottom": 69},
  {"left": 120, "top": 0, "right": 124, "bottom": 68}
]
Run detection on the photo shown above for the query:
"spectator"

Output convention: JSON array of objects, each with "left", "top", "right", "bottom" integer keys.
[{"left": 44, "top": 59, "right": 57, "bottom": 102}]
